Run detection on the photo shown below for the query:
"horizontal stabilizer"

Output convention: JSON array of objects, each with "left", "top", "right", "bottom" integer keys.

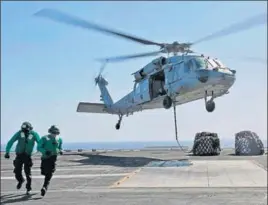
[{"left": 77, "top": 102, "right": 108, "bottom": 114}]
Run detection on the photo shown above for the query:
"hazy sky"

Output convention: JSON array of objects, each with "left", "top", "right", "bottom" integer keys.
[{"left": 1, "top": 1, "right": 267, "bottom": 143}]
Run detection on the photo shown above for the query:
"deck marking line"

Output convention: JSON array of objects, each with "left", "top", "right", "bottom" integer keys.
[
  {"left": 1, "top": 167, "right": 116, "bottom": 173},
  {"left": 250, "top": 160, "right": 267, "bottom": 171},
  {"left": 110, "top": 168, "right": 142, "bottom": 188},
  {"left": 1, "top": 173, "right": 130, "bottom": 180}
]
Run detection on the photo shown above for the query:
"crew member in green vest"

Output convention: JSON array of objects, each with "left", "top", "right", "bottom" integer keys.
[
  {"left": 4, "top": 122, "right": 40, "bottom": 194},
  {"left": 37, "top": 125, "right": 63, "bottom": 197}
]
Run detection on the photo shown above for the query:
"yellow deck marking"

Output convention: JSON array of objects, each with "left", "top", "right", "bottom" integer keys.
[{"left": 110, "top": 168, "right": 141, "bottom": 188}]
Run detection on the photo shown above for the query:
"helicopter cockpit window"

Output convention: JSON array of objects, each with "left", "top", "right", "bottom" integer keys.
[
  {"left": 207, "top": 58, "right": 217, "bottom": 69},
  {"left": 194, "top": 57, "right": 207, "bottom": 69},
  {"left": 213, "top": 59, "right": 226, "bottom": 68}
]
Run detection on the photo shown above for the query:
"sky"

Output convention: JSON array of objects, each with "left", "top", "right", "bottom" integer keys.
[{"left": 1, "top": 1, "right": 267, "bottom": 144}]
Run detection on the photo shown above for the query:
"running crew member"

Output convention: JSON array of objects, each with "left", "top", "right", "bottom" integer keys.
[
  {"left": 4, "top": 122, "right": 40, "bottom": 194},
  {"left": 38, "top": 125, "right": 63, "bottom": 196}
]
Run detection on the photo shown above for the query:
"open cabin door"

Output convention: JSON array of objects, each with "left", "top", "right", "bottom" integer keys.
[{"left": 149, "top": 70, "right": 166, "bottom": 100}]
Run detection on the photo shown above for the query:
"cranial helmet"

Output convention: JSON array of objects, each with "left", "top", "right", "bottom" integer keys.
[
  {"left": 21, "top": 122, "right": 33, "bottom": 132},
  {"left": 48, "top": 125, "right": 60, "bottom": 135}
]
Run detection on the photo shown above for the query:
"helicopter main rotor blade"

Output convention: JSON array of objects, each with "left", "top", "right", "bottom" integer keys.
[
  {"left": 34, "top": 8, "right": 164, "bottom": 47},
  {"left": 96, "top": 50, "right": 162, "bottom": 63},
  {"left": 192, "top": 12, "right": 267, "bottom": 45}
]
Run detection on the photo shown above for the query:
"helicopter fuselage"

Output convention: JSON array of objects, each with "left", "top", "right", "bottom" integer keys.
[
  {"left": 107, "top": 55, "right": 236, "bottom": 115},
  {"left": 77, "top": 54, "right": 236, "bottom": 130}
]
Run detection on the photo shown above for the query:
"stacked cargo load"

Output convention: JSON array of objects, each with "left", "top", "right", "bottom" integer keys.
[
  {"left": 192, "top": 132, "right": 221, "bottom": 156},
  {"left": 235, "top": 130, "right": 264, "bottom": 155}
]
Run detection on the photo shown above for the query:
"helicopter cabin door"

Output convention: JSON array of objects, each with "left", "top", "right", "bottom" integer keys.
[
  {"left": 164, "top": 62, "right": 184, "bottom": 85},
  {"left": 134, "top": 80, "right": 150, "bottom": 104}
]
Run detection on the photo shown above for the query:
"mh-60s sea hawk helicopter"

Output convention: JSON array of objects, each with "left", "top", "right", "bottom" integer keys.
[{"left": 34, "top": 9, "right": 266, "bottom": 130}]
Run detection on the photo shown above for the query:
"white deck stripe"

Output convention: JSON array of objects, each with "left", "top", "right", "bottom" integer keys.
[
  {"left": 1, "top": 167, "right": 118, "bottom": 173},
  {"left": 1, "top": 173, "right": 129, "bottom": 180},
  {"left": 1, "top": 187, "right": 267, "bottom": 195}
]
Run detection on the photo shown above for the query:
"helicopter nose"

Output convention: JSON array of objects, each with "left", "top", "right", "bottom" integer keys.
[
  {"left": 210, "top": 70, "right": 236, "bottom": 87},
  {"left": 196, "top": 69, "right": 235, "bottom": 87},
  {"left": 222, "top": 73, "right": 236, "bottom": 85}
]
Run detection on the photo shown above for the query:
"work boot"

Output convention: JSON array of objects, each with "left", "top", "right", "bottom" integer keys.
[
  {"left": 17, "top": 178, "right": 25, "bottom": 190},
  {"left": 41, "top": 187, "right": 47, "bottom": 197},
  {"left": 26, "top": 185, "right": 32, "bottom": 195},
  {"left": 26, "top": 189, "right": 31, "bottom": 195}
]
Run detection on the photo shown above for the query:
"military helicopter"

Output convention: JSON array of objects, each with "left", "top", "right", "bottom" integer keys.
[{"left": 34, "top": 9, "right": 266, "bottom": 130}]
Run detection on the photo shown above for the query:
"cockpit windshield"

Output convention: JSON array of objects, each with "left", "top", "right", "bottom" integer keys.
[
  {"left": 213, "top": 59, "right": 226, "bottom": 68},
  {"left": 207, "top": 58, "right": 218, "bottom": 68},
  {"left": 193, "top": 55, "right": 228, "bottom": 70},
  {"left": 194, "top": 57, "right": 207, "bottom": 69},
  {"left": 194, "top": 57, "right": 214, "bottom": 69}
]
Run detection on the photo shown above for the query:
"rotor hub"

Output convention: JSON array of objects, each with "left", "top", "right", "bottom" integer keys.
[{"left": 160, "top": 42, "right": 194, "bottom": 55}]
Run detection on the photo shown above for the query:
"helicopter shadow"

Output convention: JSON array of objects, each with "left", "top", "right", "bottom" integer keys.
[
  {"left": 69, "top": 153, "right": 189, "bottom": 167},
  {"left": 69, "top": 153, "right": 163, "bottom": 167},
  {"left": 0, "top": 193, "right": 42, "bottom": 204}
]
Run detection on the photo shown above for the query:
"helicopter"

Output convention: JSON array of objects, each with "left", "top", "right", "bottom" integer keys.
[{"left": 34, "top": 9, "right": 266, "bottom": 130}]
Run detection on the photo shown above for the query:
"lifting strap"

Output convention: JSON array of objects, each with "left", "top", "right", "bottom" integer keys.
[{"left": 172, "top": 101, "right": 188, "bottom": 153}]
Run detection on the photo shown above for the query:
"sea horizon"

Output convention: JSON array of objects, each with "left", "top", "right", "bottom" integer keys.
[{"left": 2, "top": 139, "right": 266, "bottom": 152}]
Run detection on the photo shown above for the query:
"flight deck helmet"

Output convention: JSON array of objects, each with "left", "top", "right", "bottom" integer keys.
[
  {"left": 48, "top": 125, "right": 60, "bottom": 135},
  {"left": 21, "top": 122, "right": 33, "bottom": 132}
]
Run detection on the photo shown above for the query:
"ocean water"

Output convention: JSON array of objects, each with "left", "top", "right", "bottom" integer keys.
[{"left": 0, "top": 139, "right": 249, "bottom": 152}]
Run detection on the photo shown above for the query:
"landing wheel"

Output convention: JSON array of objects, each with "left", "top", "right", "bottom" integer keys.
[
  {"left": 115, "top": 123, "right": 120, "bottom": 130},
  {"left": 163, "top": 96, "right": 173, "bottom": 109},
  {"left": 206, "top": 101, "right": 215, "bottom": 112},
  {"left": 205, "top": 90, "right": 216, "bottom": 112},
  {"left": 115, "top": 115, "right": 123, "bottom": 130}
]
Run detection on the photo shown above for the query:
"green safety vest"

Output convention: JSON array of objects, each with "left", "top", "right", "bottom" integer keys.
[
  {"left": 5, "top": 131, "right": 40, "bottom": 156},
  {"left": 38, "top": 135, "right": 63, "bottom": 159}
]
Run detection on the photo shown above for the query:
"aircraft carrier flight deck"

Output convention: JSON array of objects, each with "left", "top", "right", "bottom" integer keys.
[{"left": 1, "top": 148, "right": 267, "bottom": 205}]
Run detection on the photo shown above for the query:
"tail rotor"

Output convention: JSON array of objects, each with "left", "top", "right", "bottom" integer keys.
[{"left": 95, "top": 59, "right": 109, "bottom": 86}]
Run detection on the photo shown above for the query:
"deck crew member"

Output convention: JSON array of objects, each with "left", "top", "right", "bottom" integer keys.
[
  {"left": 4, "top": 122, "right": 40, "bottom": 194},
  {"left": 38, "top": 125, "right": 63, "bottom": 196}
]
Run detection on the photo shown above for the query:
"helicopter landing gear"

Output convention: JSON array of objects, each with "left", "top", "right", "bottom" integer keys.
[
  {"left": 115, "top": 115, "right": 123, "bottom": 130},
  {"left": 163, "top": 96, "right": 173, "bottom": 109},
  {"left": 205, "top": 91, "right": 215, "bottom": 112}
]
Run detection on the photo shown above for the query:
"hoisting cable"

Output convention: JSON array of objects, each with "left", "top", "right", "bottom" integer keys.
[{"left": 172, "top": 101, "right": 188, "bottom": 153}]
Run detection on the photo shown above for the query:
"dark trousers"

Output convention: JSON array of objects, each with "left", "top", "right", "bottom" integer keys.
[
  {"left": 40, "top": 155, "right": 57, "bottom": 189},
  {"left": 13, "top": 153, "right": 33, "bottom": 190}
]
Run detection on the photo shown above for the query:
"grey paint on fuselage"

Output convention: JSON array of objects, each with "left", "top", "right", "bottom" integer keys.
[{"left": 103, "top": 55, "right": 235, "bottom": 116}]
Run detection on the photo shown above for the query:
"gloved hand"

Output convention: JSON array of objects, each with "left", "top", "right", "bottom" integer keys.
[
  {"left": 59, "top": 151, "right": 63, "bottom": 155},
  {"left": 45, "top": 151, "right": 51, "bottom": 156},
  {"left": 4, "top": 153, "right": 10, "bottom": 159}
]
